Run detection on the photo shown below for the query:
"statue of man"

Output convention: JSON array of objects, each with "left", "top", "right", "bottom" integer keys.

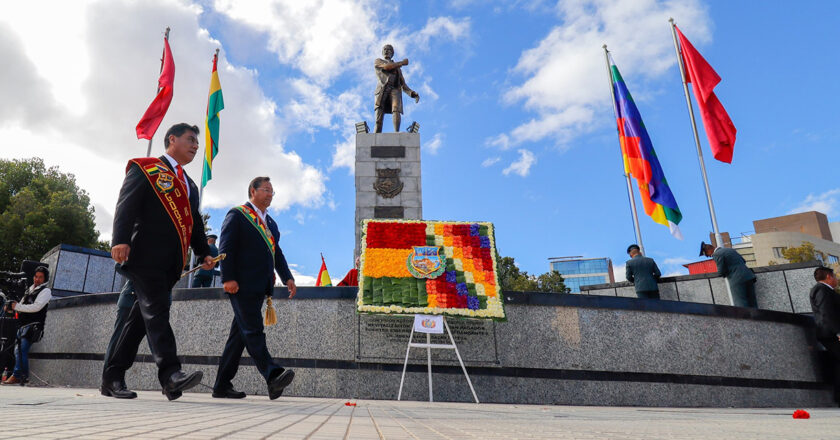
[{"left": 374, "top": 44, "right": 420, "bottom": 133}]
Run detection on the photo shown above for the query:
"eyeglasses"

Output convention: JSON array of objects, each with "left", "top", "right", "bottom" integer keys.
[{"left": 257, "top": 188, "right": 275, "bottom": 196}]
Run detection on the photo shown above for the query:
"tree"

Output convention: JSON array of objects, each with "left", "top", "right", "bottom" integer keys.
[
  {"left": 497, "top": 255, "right": 568, "bottom": 293},
  {"left": 781, "top": 242, "right": 826, "bottom": 264},
  {"left": 0, "top": 158, "right": 101, "bottom": 270}
]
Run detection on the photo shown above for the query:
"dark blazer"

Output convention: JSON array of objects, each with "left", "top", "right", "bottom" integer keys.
[
  {"left": 111, "top": 156, "right": 210, "bottom": 283},
  {"left": 810, "top": 282, "right": 840, "bottom": 340},
  {"left": 625, "top": 255, "right": 661, "bottom": 292},
  {"left": 712, "top": 247, "right": 755, "bottom": 284},
  {"left": 219, "top": 202, "right": 294, "bottom": 297}
]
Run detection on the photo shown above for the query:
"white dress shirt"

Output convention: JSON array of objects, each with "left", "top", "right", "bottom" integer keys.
[
  {"left": 162, "top": 153, "right": 190, "bottom": 198},
  {"left": 15, "top": 285, "right": 52, "bottom": 313}
]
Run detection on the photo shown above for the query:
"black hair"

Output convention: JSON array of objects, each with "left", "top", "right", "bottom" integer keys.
[
  {"left": 163, "top": 123, "right": 200, "bottom": 148},
  {"left": 814, "top": 266, "right": 834, "bottom": 282},
  {"left": 34, "top": 266, "right": 49, "bottom": 282},
  {"left": 626, "top": 244, "right": 640, "bottom": 254}
]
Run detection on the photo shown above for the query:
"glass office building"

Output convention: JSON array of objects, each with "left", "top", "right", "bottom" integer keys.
[{"left": 549, "top": 257, "right": 614, "bottom": 293}]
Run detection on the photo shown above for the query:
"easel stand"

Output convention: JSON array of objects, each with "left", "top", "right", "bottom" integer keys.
[{"left": 397, "top": 316, "right": 479, "bottom": 403}]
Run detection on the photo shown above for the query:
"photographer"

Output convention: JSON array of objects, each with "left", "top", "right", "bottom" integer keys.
[{"left": 2, "top": 266, "right": 51, "bottom": 386}]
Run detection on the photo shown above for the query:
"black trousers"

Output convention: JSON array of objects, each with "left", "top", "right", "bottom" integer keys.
[
  {"left": 636, "top": 290, "right": 660, "bottom": 299},
  {"left": 730, "top": 279, "right": 757, "bottom": 308},
  {"left": 819, "top": 336, "right": 840, "bottom": 403},
  {"left": 213, "top": 293, "right": 282, "bottom": 391},
  {"left": 104, "top": 269, "right": 181, "bottom": 386}
]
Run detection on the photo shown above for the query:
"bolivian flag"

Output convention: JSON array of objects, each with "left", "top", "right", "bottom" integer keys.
[{"left": 201, "top": 51, "right": 224, "bottom": 188}]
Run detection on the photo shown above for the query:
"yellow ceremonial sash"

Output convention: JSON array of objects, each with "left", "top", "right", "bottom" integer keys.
[{"left": 235, "top": 204, "right": 276, "bottom": 256}]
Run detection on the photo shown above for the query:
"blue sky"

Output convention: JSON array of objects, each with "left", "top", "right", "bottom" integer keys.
[{"left": 1, "top": 0, "right": 838, "bottom": 284}]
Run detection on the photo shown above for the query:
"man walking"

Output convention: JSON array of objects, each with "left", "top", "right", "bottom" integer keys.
[
  {"left": 809, "top": 266, "right": 840, "bottom": 404},
  {"left": 700, "top": 241, "right": 757, "bottom": 307},
  {"left": 213, "top": 177, "right": 296, "bottom": 400},
  {"left": 102, "top": 123, "right": 215, "bottom": 400},
  {"left": 625, "top": 244, "right": 661, "bottom": 299}
]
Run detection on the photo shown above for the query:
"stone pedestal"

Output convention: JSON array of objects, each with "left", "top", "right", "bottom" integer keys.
[{"left": 355, "top": 132, "right": 422, "bottom": 257}]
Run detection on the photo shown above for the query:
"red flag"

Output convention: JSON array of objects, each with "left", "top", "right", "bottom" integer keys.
[
  {"left": 676, "top": 26, "right": 736, "bottom": 163},
  {"left": 136, "top": 38, "right": 175, "bottom": 140}
]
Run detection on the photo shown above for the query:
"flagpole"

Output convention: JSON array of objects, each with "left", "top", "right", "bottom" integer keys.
[
  {"left": 603, "top": 45, "right": 645, "bottom": 255},
  {"left": 669, "top": 18, "right": 733, "bottom": 305},
  {"left": 146, "top": 27, "right": 170, "bottom": 157}
]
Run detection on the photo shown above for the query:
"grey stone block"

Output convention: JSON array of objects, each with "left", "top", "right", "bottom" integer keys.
[
  {"left": 585, "top": 287, "right": 617, "bottom": 296},
  {"left": 53, "top": 251, "right": 88, "bottom": 292},
  {"left": 677, "top": 279, "right": 714, "bottom": 304},
  {"left": 403, "top": 207, "right": 422, "bottom": 219},
  {"left": 83, "top": 255, "right": 116, "bottom": 294},
  {"left": 403, "top": 132, "right": 420, "bottom": 147},
  {"left": 355, "top": 161, "right": 375, "bottom": 177},
  {"left": 401, "top": 192, "right": 422, "bottom": 207},
  {"left": 375, "top": 194, "right": 401, "bottom": 206},
  {"left": 355, "top": 133, "right": 375, "bottom": 148},
  {"left": 405, "top": 145, "right": 420, "bottom": 161},
  {"left": 374, "top": 133, "right": 401, "bottom": 145},
  {"left": 755, "top": 270, "right": 793, "bottom": 312},
  {"left": 709, "top": 277, "right": 730, "bottom": 305},
  {"left": 356, "top": 191, "right": 375, "bottom": 207},
  {"left": 659, "top": 282, "right": 678, "bottom": 301},
  {"left": 616, "top": 286, "right": 636, "bottom": 298},
  {"left": 785, "top": 267, "right": 816, "bottom": 313}
]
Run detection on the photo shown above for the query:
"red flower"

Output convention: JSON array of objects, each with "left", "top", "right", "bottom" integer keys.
[{"left": 792, "top": 409, "right": 810, "bottom": 419}]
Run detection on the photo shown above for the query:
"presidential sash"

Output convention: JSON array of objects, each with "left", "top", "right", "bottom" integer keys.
[
  {"left": 235, "top": 204, "right": 276, "bottom": 256},
  {"left": 127, "top": 158, "right": 194, "bottom": 266}
]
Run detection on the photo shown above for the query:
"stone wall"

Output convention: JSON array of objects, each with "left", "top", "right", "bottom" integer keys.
[
  {"left": 27, "top": 287, "right": 834, "bottom": 407},
  {"left": 581, "top": 261, "right": 819, "bottom": 313}
]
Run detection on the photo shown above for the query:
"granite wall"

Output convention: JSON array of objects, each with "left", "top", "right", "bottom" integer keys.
[
  {"left": 581, "top": 261, "right": 819, "bottom": 313},
  {"left": 27, "top": 287, "right": 834, "bottom": 407}
]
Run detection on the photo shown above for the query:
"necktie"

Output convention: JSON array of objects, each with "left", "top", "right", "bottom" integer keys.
[{"left": 175, "top": 164, "right": 189, "bottom": 197}]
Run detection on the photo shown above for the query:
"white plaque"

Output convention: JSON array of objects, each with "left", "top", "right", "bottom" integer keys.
[{"left": 413, "top": 314, "right": 444, "bottom": 334}]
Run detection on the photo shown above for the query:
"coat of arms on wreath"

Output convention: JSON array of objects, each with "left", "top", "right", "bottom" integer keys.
[{"left": 373, "top": 168, "right": 403, "bottom": 198}]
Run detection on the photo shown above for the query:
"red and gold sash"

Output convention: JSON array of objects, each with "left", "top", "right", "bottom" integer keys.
[
  {"left": 235, "top": 204, "right": 275, "bottom": 256},
  {"left": 127, "top": 158, "right": 193, "bottom": 265}
]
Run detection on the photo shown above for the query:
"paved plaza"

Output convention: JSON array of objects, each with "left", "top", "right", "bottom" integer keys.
[{"left": 0, "top": 385, "right": 838, "bottom": 439}]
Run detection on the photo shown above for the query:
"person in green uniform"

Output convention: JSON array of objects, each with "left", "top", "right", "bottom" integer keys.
[
  {"left": 700, "top": 241, "right": 757, "bottom": 307},
  {"left": 625, "top": 244, "right": 662, "bottom": 299}
]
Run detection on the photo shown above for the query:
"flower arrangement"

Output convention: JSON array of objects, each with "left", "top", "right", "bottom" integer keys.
[{"left": 357, "top": 219, "right": 505, "bottom": 321}]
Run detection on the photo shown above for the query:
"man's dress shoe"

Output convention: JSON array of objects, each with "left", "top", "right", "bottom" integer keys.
[
  {"left": 163, "top": 370, "right": 203, "bottom": 400},
  {"left": 268, "top": 369, "right": 295, "bottom": 400},
  {"left": 100, "top": 380, "right": 138, "bottom": 399},
  {"left": 212, "top": 387, "right": 247, "bottom": 399}
]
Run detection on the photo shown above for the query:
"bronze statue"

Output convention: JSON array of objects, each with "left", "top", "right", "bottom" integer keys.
[{"left": 374, "top": 44, "right": 419, "bottom": 133}]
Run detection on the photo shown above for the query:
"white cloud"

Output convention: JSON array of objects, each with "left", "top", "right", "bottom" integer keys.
[
  {"left": 502, "top": 149, "right": 536, "bottom": 177},
  {"left": 789, "top": 189, "right": 840, "bottom": 218},
  {"left": 426, "top": 133, "right": 444, "bottom": 154},
  {"left": 497, "top": 0, "right": 710, "bottom": 149},
  {"left": 288, "top": 264, "right": 317, "bottom": 286},
  {"left": 482, "top": 157, "right": 501, "bottom": 167},
  {"left": 662, "top": 257, "right": 692, "bottom": 266},
  {"left": 415, "top": 16, "right": 470, "bottom": 48},
  {"left": 612, "top": 263, "right": 625, "bottom": 282},
  {"left": 0, "top": 0, "right": 327, "bottom": 231}
]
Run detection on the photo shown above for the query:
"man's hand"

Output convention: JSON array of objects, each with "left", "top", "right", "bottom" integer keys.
[
  {"left": 6, "top": 301, "right": 17, "bottom": 312},
  {"left": 401, "top": 58, "right": 409, "bottom": 66},
  {"left": 223, "top": 280, "right": 239, "bottom": 294},
  {"left": 111, "top": 244, "right": 130, "bottom": 264},
  {"left": 201, "top": 255, "right": 215, "bottom": 270},
  {"left": 411, "top": 91, "right": 420, "bottom": 103},
  {"left": 286, "top": 279, "right": 297, "bottom": 299}
]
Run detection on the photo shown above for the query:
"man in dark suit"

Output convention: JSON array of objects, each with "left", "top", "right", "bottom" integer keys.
[
  {"left": 625, "top": 244, "right": 661, "bottom": 299},
  {"left": 212, "top": 176, "right": 297, "bottom": 400},
  {"left": 102, "top": 123, "right": 215, "bottom": 400},
  {"left": 192, "top": 234, "right": 219, "bottom": 287},
  {"left": 700, "top": 241, "right": 757, "bottom": 307},
  {"left": 809, "top": 266, "right": 840, "bottom": 404}
]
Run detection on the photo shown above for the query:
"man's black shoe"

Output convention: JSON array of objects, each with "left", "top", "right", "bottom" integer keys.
[
  {"left": 268, "top": 369, "right": 294, "bottom": 400},
  {"left": 100, "top": 380, "right": 138, "bottom": 399},
  {"left": 164, "top": 370, "right": 203, "bottom": 395},
  {"left": 162, "top": 389, "right": 183, "bottom": 401},
  {"left": 212, "top": 387, "right": 246, "bottom": 399}
]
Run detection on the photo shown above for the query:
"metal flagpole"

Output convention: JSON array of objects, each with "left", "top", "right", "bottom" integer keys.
[
  {"left": 145, "top": 27, "right": 170, "bottom": 157},
  {"left": 603, "top": 45, "right": 645, "bottom": 255},
  {"left": 669, "top": 19, "right": 733, "bottom": 305}
]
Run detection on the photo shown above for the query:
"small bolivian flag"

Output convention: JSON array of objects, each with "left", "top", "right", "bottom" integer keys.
[{"left": 316, "top": 254, "right": 332, "bottom": 287}]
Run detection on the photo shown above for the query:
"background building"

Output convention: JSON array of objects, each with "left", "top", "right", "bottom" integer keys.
[
  {"left": 549, "top": 256, "right": 614, "bottom": 293},
  {"left": 685, "top": 211, "right": 840, "bottom": 272}
]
